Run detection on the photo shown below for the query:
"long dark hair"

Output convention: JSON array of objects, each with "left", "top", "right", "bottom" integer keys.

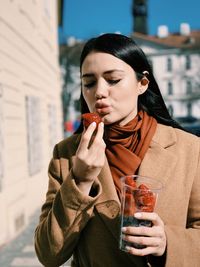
[{"left": 76, "top": 33, "right": 182, "bottom": 133}]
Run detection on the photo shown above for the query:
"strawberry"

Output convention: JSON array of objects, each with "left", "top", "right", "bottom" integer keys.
[
  {"left": 125, "top": 176, "right": 137, "bottom": 189},
  {"left": 135, "top": 184, "right": 156, "bottom": 212},
  {"left": 138, "top": 184, "right": 149, "bottom": 190},
  {"left": 82, "top": 113, "right": 102, "bottom": 129}
]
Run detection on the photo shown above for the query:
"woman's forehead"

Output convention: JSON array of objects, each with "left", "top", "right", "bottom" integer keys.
[{"left": 81, "top": 52, "right": 132, "bottom": 73}]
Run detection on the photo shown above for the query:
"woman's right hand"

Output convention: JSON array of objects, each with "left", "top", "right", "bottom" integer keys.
[{"left": 72, "top": 121, "right": 106, "bottom": 194}]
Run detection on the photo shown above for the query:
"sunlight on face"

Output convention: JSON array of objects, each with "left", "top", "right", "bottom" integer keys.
[{"left": 81, "top": 52, "right": 141, "bottom": 126}]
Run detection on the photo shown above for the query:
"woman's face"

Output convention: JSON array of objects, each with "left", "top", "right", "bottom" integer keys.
[{"left": 81, "top": 52, "right": 147, "bottom": 126}]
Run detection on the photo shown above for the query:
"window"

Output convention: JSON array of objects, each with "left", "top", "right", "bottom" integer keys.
[
  {"left": 167, "top": 81, "right": 173, "bottom": 95},
  {"left": 186, "top": 80, "right": 192, "bottom": 94},
  {"left": 185, "top": 55, "right": 191, "bottom": 70},
  {"left": 15, "top": 213, "right": 25, "bottom": 232},
  {"left": 168, "top": 105, "right": 174, "bottom": 117},
  {"left": 167, "top": 58, "right": 172, "bottom": 72},
  {"left": 26, "top": 96, "right": 42, "bottom": 176},
  {"left": 187, "top": 102, "right": 192, "bottom": 117}
]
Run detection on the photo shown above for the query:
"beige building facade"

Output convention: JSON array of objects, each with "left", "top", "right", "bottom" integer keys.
[{"left": 0, "top": 0, "right": 63, "bottom": 246}]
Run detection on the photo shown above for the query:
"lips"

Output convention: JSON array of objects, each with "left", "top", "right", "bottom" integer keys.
[
  {"left": 95, "top": 102, "right": 111, "bottom": 114},
  {"left": 95, "top": 102, "right": 109, "bottom": 109}
]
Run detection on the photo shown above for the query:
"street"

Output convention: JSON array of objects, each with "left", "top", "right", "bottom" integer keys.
[{"left": 0, "top": 209, "right": 71, "bottom": 267}]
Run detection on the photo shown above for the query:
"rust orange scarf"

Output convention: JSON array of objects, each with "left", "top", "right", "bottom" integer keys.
[{"left": 104, "top": 110, "right": 157, "bottom": 197}]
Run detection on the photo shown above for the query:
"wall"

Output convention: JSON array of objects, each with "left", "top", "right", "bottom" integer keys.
[{"left": 0, "top": 0, "right": 63, "bottom": 246}]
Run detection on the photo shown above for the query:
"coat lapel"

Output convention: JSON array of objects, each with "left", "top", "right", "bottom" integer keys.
[{"left": 138, "top": 124, "right": 177, "bottom": 186}]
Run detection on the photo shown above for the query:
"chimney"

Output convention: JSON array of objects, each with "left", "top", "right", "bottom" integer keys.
[
  {"left": 157, "top": 25, "right": 169, "bottom": 38},
  {"left": 180, "top": 23, "right": 190, "bottom": 36},
  {"left": 67, "top": 36, "right": 76, "bottom": 47}
]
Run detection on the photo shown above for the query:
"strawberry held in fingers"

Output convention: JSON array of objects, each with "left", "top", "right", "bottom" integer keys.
[{"left": 82, "top": 113, "right": 102, "bottom": 129}]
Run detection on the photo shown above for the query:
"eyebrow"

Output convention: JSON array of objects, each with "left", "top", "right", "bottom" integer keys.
[{"left": 81, "top": 69, "right": 124, "bottom": 78}]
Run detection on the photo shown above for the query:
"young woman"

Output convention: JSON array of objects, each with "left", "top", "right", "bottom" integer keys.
[{"left": 35, "top": 33, "right": 200, "bottom": 267}]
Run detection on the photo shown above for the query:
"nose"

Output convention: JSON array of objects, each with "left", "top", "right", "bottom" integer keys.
[{"left": 95, "top": 79, "right": 108, "bottom": 99}]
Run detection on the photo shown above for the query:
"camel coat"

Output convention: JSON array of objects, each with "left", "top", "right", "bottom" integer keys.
[{"left": 34, "top": 124, "right": 200, "bottom": 267}]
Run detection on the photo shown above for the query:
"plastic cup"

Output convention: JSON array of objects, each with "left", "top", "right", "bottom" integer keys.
[{"left": 119, "top": 175, "right": 163, "bottom": 251}]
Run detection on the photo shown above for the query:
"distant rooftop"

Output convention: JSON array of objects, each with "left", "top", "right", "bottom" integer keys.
[{"left": 132, "top": 29, "right": 200, "bottom": 50}]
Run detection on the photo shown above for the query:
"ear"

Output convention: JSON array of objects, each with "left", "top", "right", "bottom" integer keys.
[{"left": 138, "top": 77, "right": 149, "bottom": 95}]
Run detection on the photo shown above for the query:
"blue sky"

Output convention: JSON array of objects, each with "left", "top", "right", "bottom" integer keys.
[{"left": 61, "top": 0, "right": 200, "bottom": 41}]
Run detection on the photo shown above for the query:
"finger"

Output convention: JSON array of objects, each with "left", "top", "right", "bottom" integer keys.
[
  {"left": 122, "top": 225, "right": 157, "bottom": 237},
  {"left": 123, "top": 234, "right": 159, "bottom": 247},
  {"left": 134, "top": 212, "right": 164, "bottom": 227},
  {"left": 122, "top": 220, "right": 164, "bottom": 238},
  {"left": 91, "top": 122, "right": 104, "bottom": 142},
  {"left": 90, "top": 122, "right": 105, "bottom": 152},
  {"left": 78, "top": 122, "right": 97, "bottom": 151},
  {"left": 125, "top": 245, "right": 155, "bottom": 257}
]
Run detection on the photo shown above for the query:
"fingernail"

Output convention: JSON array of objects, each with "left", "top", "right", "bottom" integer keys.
[
  {"left": 125, "top": 246, "right": 131, "bottom": 251},
  {"left": 122, "top": 227, "right": 127, "bottom": 232},
  {"left": 134, "top": 212, "right": 142, "bottom": 218},
  {"left": 91, "top": 122, "right": 96, "bottom": 127}
]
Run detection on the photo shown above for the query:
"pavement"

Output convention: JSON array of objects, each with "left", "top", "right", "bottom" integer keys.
[{"left": 0, "top": 209, "right": 71, "bottom": 267}]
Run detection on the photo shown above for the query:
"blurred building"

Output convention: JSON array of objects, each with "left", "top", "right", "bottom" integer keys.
[
  {"left": 132, "top": 24, "right": 200, "bottom": 134},
  {"left": 0, "top": 1, "right": 63, "bottom": 246},
  {"left": 59, "top": 42, "right": 83, "bottom": 136},
  {"left": 58, "top": 0, "right": 83, "bottom": 136},
  {"left": 132, "top": 0, "right": 200, "bottom": 134}
]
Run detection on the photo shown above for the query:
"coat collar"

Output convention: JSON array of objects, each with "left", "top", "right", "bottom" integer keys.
[{"left": 151, "top": 123, "right": 177, "bottom": 148}]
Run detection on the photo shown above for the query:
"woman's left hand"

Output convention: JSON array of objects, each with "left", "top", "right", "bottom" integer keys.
[{"left": 122, "top": 212, "right": 166, "bottom": 256}]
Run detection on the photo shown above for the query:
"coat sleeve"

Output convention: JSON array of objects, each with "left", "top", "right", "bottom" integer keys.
[
  {"left": 164, "top": 138, "right": 200, "bottom": 267},
  {"left": 34, "top": 144, "right": 102, "bottom": 267}
]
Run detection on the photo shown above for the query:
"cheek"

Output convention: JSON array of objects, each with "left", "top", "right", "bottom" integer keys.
[
  {"left": 119, "top": 94, "right": 138, "bottom": 111},
  {"left": 82, "top": 91, "right": 94, "bottom": 109},
  {"left": 114, "top": 85, "right": 139, "bottom": 114},
  {"left": 118, "top": 82, "right": 139, "bottom": 103}
]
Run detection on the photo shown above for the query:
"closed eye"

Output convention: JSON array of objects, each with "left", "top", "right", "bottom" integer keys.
[
  {"left": 107, "top": 79, "right": 121, "bottom": 85},
  {"left": 83, "top": 79, "right": 121, "bottom": 88},
  {"left": 83, "top": 81, "right": 96, "bottom": 88}
]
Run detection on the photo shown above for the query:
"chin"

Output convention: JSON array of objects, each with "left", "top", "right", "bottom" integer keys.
[{"left": 102, "top": 115, "right": 119, "bottom": 126}]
